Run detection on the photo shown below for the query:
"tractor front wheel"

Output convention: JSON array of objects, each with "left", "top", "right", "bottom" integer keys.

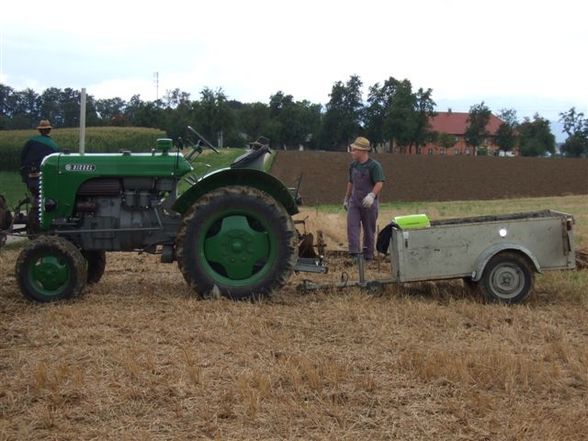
[
  {"left": 82, "top": 250, "right": 106, "bottom": 284},
  {"left": 176, "top": 186, "right": 297, "bottom": 300},
  {"left": 15, "top": 236, "right": 87, "bottom": 302}
]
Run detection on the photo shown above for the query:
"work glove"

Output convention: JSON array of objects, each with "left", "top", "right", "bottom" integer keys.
[
  {"left": 362, "top": 192, "right": 376, "bottom": 208},
  {"left": 343, "top": 196, "right": 349, "bottom": 211}
]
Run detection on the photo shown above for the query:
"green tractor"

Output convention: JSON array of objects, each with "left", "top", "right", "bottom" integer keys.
[{"left": 1, "top": 130, "right": 315, "bottom": 302}]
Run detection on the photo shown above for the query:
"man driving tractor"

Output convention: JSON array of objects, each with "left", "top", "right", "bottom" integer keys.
[{"left": 20, "top": 119, "right": 60, "bottom": 197}]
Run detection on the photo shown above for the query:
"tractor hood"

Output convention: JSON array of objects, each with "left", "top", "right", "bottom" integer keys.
[
  {"left": 45, "top": 151, "right": 193, "bottom": 178},
  {"left": 38, "top": 151, "right": 193, "bottom": 229}
]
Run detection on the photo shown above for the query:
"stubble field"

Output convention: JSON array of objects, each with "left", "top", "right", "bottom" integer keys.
[{"left": 1, "top": 195, "right": 587, "bottom": 440}]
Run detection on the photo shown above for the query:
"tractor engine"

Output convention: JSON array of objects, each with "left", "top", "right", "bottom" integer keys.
[
  {"left": 73, "top": 177, "right": 177, "bottom": 251},
  {"left": 37, "top": 142, "right": 193, "bottom": 253}
]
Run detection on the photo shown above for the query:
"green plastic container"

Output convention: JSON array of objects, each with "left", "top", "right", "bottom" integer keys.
[{"left": 394, "top": 214, "right": 431, "bottom": 230}]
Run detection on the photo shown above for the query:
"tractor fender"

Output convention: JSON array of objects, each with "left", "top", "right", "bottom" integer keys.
[
  {"left": 471, "top": 243, "right": 541, "bottom": 281},
  {"left": 173, "top": 168, "right": 299, "bottom": 216}
]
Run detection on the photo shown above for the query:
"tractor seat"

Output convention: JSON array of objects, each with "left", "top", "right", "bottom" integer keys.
[{"left": 230, "top": 145, "right": 271, "bottom": 170}]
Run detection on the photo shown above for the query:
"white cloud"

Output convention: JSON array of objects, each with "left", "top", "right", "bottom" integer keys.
[{"left": 1, "top": 0, "right": 586, "bottom": 113}]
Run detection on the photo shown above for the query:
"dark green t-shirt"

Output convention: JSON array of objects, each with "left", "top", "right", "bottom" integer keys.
[
  {"left": 348, "top": 158, "right": 385, "bottom": 184},
  {"left": 29, "top": 135, "right": 59, "bottom": 151}
]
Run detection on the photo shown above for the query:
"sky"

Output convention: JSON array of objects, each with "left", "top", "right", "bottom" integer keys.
[{"left": 1, "top": 0, "right": 587, "bottom": 141}]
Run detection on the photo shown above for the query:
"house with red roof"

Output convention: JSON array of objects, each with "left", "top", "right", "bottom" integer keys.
[{"left": 390, "top": 111, "right": 513, "bottom": 156}]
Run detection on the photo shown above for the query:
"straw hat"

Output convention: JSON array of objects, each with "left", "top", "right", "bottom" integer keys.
[
  {"left": 37, "top": 119, "right": 52, "bottom": 130},
  {"left": 349, "top": 136, "right": 370, "bottom": 151}
]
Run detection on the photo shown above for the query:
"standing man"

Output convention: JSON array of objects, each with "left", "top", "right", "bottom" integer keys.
[
  {"left": 343, "top": 136, "right": 385, "bottom": 261},
  {"left": 20, "top": 119, "right": 59, "bottom": 197}
]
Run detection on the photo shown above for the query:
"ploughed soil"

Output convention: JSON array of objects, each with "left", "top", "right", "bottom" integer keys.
[{"left": 271, "top": 152, "right": 588, "bottom": 205}]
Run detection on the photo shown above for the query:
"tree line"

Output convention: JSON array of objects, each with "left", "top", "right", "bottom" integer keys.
[{"left": 1, "top": 78, "right": 586, "bottom": 157}]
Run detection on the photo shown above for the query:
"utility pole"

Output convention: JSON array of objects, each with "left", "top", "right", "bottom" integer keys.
[
  {"left": 80, "top": 88, "right": 86, "bottom": 154},
  {"left": 154, "top": 72, "right": 159, "bottom": 101}
]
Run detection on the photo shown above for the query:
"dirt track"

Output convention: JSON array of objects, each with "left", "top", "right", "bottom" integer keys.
[{"left": 271, "top": 152, "right": 588, "bottom": 205}]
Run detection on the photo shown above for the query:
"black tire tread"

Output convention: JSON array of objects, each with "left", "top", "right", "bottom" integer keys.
[
  {"left": 82, "top": 250, "right": 107, "bottom": 284},
  {"left": 176, "top": 186, "right": 297, "bottom": 300},
  {"left": 479, "top": 251, "right": 534, "bottom": 304},
  {"left": 15, "top": 236, "right": 88, "bottom": 302}
]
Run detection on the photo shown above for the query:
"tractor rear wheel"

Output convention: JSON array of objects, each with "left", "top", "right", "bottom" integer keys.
[
  {"left": 176, "top": 186, "right": 297, "bottom": 300},
  {"left": 82, "top": 250, "right": 106, "bottom": 284},
  {"left": 15, "top": 236, "right": 87, "bottom": 302}
]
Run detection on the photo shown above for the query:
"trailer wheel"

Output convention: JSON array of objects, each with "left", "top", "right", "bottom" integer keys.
[
  {"left": 82, "top": 250, "right": 106, "bottom": 284},
  {"left": 15, "top": 236, "right": 87, "bottom": 302},
  {"left": 479, "top": 252, "right": 534, "bottom": 304},
  {"left": 176, "top": 186, "right": 297, "bottom": 300}
]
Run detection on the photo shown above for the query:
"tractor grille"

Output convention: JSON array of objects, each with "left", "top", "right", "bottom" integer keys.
[{"left": 77, "top": 178, "right": 122, "bottom": 196}]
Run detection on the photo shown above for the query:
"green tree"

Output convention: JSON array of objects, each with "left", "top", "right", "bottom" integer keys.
[
  {"left": 436, "top": 132, "right": 457, "bottom": 154},
  {"left": 560, "top": 107, "right": 586, "bottom": 137},
  {"left": 0, "top": 84, "right": 17, "bottom": 128},
  {"left": 320, "top": 75, "right": 363, "bottom": 150},
  {"left": 284, "top": 100, "right": 321, "bottom": 149},
  {"left": 239, "top": 102, "right": 270, "bottom": 142},
  {"left": 559, "top": 107, "right": 588, "bottom": 157},
  {"left": 364, "top": 78, "right": 413, "bottom": 152},
  {"left": 193, "top": 87, "right": 235, "bottom": 147},
  {"left": 161, "top": 89, "right": 193, "bottom": 141},
  {"left": 560, "top": 134, "right": 587, "bottom": 157},
  {"left": 495, "top": 108, "right": 518, "bottom": 155},
  {"left": 411, "top": 87, "right": 437, "bottom": 153},
  {"left": 518, "top": 114, "right": 555, "bottom": 157},
  {"left": 364, "top": 78, "right": 436, "bottom": 154},
  {"left": 297, "top": 100, "right": 322, "bottom": 149},
  {"left": 125, "top": 95, "right": 164, "bottom": 129},
  {"left": 363, "top": 82, "right": 387, "bottom": 147},
  {"left": 61, "top": 88, "right": 83, "bottom": 127},
  {"left": 95, "top": 97, "right": 128, "bottom": 126},
  {"left": 164, "top": 88, "right": 191, "bottom": 110},
  {"left": 0, "top": 84, "right": 15, "bottom": 114},
  {"left": 464, "top": 102, "right": 491, "bottom": 155},
  {"left": 11, "top": 88, "right": 40, "bottom": 129},
  {"left": 382, "top": 78, "right": 416, "bottom": 151},
  {"left": 264, "top": 92, "right": 321, "bottom": 149},
  {"left": 264, "top": 91, "right": 292, "bottom": 148},
  {"left": 38, "top": 87, "right": 63, "bottom": 127}
]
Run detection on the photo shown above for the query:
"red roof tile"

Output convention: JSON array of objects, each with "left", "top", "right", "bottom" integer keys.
[{"left": 430, "top": 112, "right": 504, "bottom": 135}]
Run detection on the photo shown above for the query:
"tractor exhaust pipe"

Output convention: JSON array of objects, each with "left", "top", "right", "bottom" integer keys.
[{"left": 79, "top": 88, "right": 86, "bottom": 154}]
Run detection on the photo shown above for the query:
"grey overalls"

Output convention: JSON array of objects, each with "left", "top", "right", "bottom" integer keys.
[{"left": 347, "top": 162, "right": 379, "bottom": 260}]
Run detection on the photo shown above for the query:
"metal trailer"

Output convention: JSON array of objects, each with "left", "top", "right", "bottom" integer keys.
[{"left": 299, "top": 210, "right": 576, "bottom": 304}]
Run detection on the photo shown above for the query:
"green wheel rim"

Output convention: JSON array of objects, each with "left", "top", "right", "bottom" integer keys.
[
  {"left": 199, "top": 210, "right": 277, "bottom": 288},
  {"left": 27, "top": 255, "right": 71, "bottom": 297}
]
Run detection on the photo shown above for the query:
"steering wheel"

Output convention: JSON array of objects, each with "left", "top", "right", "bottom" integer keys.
[{"left": 187, "top": 126, "right": 219, "bottom": 153}]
